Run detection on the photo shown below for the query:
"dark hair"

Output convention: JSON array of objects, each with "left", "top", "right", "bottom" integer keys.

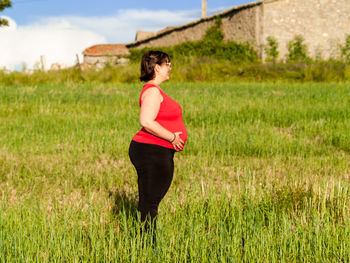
[{"left": 140, "top": 50, "right": 170, "bottom": 82}]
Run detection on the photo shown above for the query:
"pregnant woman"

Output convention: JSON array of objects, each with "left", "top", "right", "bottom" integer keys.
[{"left": 129, "top": 50, "right": 187, "bottom": 239}]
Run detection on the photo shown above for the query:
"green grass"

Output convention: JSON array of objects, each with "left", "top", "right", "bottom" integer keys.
[
  {"left": 0, "top": 82, "right": 349, "bottom": 262},
  {"left": 2, "top": 59, "right": 350, "bottom": 85}
]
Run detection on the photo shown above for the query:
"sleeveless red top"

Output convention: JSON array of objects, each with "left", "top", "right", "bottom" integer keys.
[{"left": 132, "top": 84, "right": 187, "bottom": 150}]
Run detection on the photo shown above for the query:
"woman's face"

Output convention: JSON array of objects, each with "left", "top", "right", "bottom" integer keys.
[{"left": 156, "top": 61, "right": 172, "bottom": 81}]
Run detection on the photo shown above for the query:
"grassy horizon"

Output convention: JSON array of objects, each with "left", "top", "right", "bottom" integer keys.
[{"left": 1, "top": 58, "right": 350, "bottom": 85}]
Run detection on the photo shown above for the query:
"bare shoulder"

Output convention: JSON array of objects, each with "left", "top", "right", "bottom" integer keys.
[
  {"left": 143, "top": 87, "right": 160, "bottom": 96},
  {"left": 141, "top": 87, "right": 162, "bottom": 102}
]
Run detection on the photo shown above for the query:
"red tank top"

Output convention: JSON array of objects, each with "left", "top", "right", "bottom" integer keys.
[{"left": 132, "top": 84, "right": 188, "bottom": 150}]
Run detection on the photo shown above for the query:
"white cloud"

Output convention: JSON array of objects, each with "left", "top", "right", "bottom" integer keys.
[
  {"left": 0, "top": 7, "right": 227, "bottom": 71},
  {"left": 39, "top": 8, "right": 203, "bottom": 44},
  {"left": 0, "top": 16, "right": 106, "bottom": 71},
  {"left": 69, "top": 7, "right": 227, "bottom": 43}
]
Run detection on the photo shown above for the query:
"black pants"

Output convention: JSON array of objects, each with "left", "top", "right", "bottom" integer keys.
[{"left": 129, "top": 140, "right": 175, "bottom": 231}]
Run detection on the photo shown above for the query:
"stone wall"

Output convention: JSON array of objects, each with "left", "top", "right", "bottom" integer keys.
[
  {"left": 127, "top": 19, "right": 217, "bottom": 49},
  {"left": 222, "top": 5, "right": 259, "bottom": 46},
  {"left": 263, "top": 0, "right": 350, "bottom": 60},
  {"left": 127, "top": 4, "right": 262, "bottom": 53},
  {"left": 83, "top": 55, "right": 129, "bottom": 70},
  {"left": 135, "top": 31, "right": 156, "bottom": 41}
]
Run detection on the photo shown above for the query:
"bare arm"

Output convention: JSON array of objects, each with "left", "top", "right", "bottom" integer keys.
[{"left": 139, "top": 87, "right": 184, "bottom": 150}]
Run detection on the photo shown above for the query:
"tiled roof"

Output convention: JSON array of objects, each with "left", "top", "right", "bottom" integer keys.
[
  {"left": 83, "top": 44, "right": 130, "bottom": 56},
  {"left": 157, "top": 26, "right": 176, "bottom": 35}
]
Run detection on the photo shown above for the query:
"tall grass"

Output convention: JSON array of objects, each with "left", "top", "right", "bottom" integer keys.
[
  {"left": 1, "top": 59, "right": 350, "bottom": 85},
  {"left": 0, "top": 82, "right": 349, "bottom": 262}
]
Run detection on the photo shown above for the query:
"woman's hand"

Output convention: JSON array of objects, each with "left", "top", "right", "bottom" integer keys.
[{"left": 171, "top": 132, "right": 184, "bottom": 151}]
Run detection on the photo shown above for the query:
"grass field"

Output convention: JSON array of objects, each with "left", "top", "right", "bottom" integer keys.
[{"left": 0, "top": 81, "right": 349, "bottom": 262}]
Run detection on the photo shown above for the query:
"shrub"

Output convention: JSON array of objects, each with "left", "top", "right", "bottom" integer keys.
[
  {"left": 264, "top": 36, "right": 279, "bottom": 62},
  {"left": 202, "top": 16, "right": 224, "bottom": 43},
  {"left": 340, "top": 34, "right": 350, "bottom": 63},
  {"left": 287, "top": 35, "right": 309, "bottom": 62}
]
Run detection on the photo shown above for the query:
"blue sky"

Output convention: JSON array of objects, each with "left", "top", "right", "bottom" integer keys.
[
  {"left": 0, "top": 0, "right": 255, "bottom": 70},
  {"left": 3, "top": 0, "right": 254, "bottom": 25}
]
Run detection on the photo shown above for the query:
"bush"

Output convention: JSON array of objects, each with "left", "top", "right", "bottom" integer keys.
[
  {"left": 341, "top": 34, "right": 350, "bottom": 63},
  {"left": 202, "top": 16, "right": 224, "bottom": 43},
  {"left": 264, "top": 36, "right": 279, "bottom": 62},
  {"left": 287, "top": 35, "right": 309, "bottom": 62}
]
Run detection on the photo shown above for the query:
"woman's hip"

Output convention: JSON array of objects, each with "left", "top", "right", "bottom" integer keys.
[{"left": 129, "top": 140, "right": 175, "bottom": 167}]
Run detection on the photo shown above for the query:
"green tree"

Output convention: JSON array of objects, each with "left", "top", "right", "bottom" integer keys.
[
  {"left": 0, "top": 0, "right": 12, "bottom": 26},
  {"left": 264, "top": 36, "right": 279, "bottom": 62},
  {"left": 341, "top": 35, "right": 350, "bottom": 63},
  {"left": 287, "top": 35, "right": 309, "bottom": 62}
]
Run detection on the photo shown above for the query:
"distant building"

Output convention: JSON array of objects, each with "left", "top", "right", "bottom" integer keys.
[
  {"left": 82, "top": 44, "right": 130, "bottom": 70},
  {"left": 83, "top": 0, "right": 350, "bottom": 68},
  {"left": 127, "top": 0, "right": 350, "bottom": 60},
  {"left": 135, "top": 31, "right": 156, "bottom": 42}
]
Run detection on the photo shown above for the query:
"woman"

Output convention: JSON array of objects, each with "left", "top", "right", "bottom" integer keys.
[{"left": 129, "top": 50, "right": 187, "bottom": 235}]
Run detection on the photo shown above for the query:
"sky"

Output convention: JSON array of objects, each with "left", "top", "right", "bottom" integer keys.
[{"left": 0, "top": 0, "right": 256, "bottom": 70}]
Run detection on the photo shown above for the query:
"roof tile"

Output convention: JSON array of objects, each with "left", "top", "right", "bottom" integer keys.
[{"left": 83, "top": 44, "right": 130, "bottom": 56}]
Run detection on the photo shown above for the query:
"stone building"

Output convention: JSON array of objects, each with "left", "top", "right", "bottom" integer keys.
[
  {"left": 135, "top": 31, "right": 156, "bottom": 42},
  {"left": 83, "top": 0, "right": 350, "bottom": 66},
  {"left": 127, "top": 2, "right": 261, "bottom": 52},
  {"left": 262, "top": 0, "right": 350, "bottom": 59},
  {"left": 82, "top": 44, "right": 130, "bottom": 70},
  {"left": 126, "top": 0, "right": 350, "bottom": 60}
]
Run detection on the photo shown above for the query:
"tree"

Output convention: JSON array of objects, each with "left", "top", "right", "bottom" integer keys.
[
  {"left": 264, "top": 36, "right": 279, "bottom": 63},
  {"left": 0, "top": 0, "right": 12, "bottom": 27},
  {"left": 341, "top": 35, "right": 350, "bottom": 63},
  {"left": 287, "top": 35, "right": 309, "bottom": 63}
]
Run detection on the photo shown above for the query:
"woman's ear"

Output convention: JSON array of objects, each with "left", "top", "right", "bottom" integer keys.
[{"left": 154, "top": 64, "right": 160, "bottom": 73}]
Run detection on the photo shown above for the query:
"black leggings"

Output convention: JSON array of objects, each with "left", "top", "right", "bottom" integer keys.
[{"left": 129, "top": 140, "right": 175, "bottom": 230}]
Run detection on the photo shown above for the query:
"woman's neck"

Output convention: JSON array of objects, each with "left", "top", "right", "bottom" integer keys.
[{"left": 146, "top": 79, "right": 161, "bottom": 86}]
